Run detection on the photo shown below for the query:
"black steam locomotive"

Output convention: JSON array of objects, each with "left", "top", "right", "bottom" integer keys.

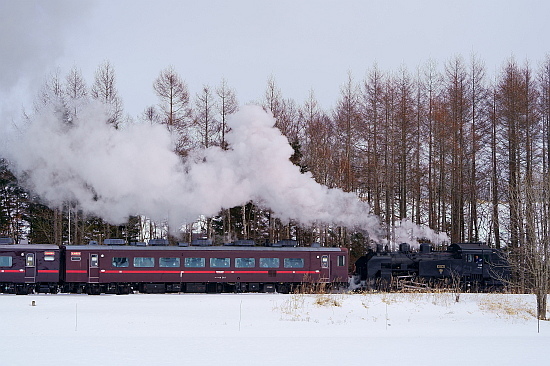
[{"left": 354, "top": 242, "right": 510, "bottom": 291}]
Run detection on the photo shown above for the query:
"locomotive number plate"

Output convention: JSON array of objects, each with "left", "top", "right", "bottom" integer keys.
[{"left": 436, "top": 265, "right": 446, "bottom": 269}]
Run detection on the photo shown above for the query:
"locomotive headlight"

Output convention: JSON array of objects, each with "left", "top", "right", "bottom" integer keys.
[{"left": 101, "top": 254, "right": 105, "bottom": 258}]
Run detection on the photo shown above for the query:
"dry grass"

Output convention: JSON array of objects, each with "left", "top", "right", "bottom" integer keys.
[
  {"left": 314, "top": 293, "right": 343, "bottom": 307},
  {"left": 274, "top": 293, "right": 308, "bottom": 321},
  {"left": 477, "top": 295, "right": 534, "bottom": 320}
]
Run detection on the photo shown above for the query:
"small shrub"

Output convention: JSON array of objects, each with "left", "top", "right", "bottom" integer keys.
[{"left": 314, "top": 294, "right": 342, "bottom": 307}]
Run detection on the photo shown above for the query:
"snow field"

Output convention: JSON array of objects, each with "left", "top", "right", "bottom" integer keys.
[{"left": 0, "top": 292, "right": 547, "bottom": 366}]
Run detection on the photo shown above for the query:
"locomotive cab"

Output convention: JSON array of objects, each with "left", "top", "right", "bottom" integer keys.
[{"left": 448, "top": 243, "right": 508, "bottom": 288}]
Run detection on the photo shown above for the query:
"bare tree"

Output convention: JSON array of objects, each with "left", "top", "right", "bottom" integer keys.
[
  {"left": 153, "top": 66, "right": 191, "bottom": 154},
  {"left": 64, "top": 66, "right": 89, "bottom": 245},
  {"left": 302, "top": 90, "right": 333, "bottom": 186},
  {"left": 193, "top": 85, "right": 219, "bottom": 149},
  {"left": 216, "top": 79, "right": 238, "bottom": 150},
  {"left": 497, "top": 59, "right": 526, "bottom": 251},
  {"left": 422, "top": 60, "right": 443, "bottom": 231},
  {"left": 489, "top": 81, "right": 502, "bottom": 249},
  {"left": 90, "top": 61, "right": 123, "bottom": 127},
  {"left": 141, "top": 105, "right": 161, "bottom": 125},
  {"left": 360, "top": 64, "right": 385, "bottom": 217},
  {"left": 382, "top": 75, "right": 398, "bottom": 244},
  {"left": 444, "top": 56, "right": 470, "bottom": 243},
  {"left": 466, "top": 54, "right": 488, "bottom": 242},
  {"left": 395, "top": 65, "right": 415, "bottom": 221},
  {"left": 508, "top": 178, "right": 550, "bottom": 320},
  {"left": 334, "top": 72, "right": 361, "bottom": 193},
  {"left": 65, "top": 66, "right": 88, "bottom": 121},
  {"left": 264, "top": 75, "right": 283, "bottom": 120}
]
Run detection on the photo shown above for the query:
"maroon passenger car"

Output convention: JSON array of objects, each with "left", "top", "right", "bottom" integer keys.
[
  {"left": 62, "top": 242, "right": 349, "bottom": 294},
  {"left": 0, "top": 241, "right": 61, "bottom": 294}
]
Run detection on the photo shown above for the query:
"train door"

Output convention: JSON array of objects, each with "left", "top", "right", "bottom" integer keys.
[
  {"left": 24, "top": 252, "right": 36, "bottom": 283},
  {"left": 88, "top": 253, "right": 100, "bottom": 283},
  {"left": 319, "top": 254, "right": 331, "bottom": 282}
]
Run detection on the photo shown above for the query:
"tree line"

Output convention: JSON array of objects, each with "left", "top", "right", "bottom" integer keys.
[{"left": 1, "top": 56, "right": 549, "bottom": 256}]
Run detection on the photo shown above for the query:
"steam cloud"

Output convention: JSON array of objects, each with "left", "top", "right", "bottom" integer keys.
[
  {"left": 0, "top": 1, "right": 93, "bottom": 122},
  {"left": 1, "top": 101, "right": 448, "bottom": 246}
]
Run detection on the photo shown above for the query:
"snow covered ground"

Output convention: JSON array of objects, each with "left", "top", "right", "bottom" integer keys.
[{"left": 1, "top": 292, "right": 548, "bottom": 366}]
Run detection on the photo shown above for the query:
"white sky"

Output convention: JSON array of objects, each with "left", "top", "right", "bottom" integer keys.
[{"left": 1, "top": 0, "right": 549, "bottom": 119}]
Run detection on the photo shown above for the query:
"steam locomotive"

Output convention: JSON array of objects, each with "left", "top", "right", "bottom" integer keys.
[
  {"left": 0, "top": 237, "right": 348, "bottom": 295},
  {"left": 354, "top": 242, "right": 510, "bottom": 291}
]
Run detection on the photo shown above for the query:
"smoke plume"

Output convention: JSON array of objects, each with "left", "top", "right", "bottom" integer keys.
[
  {"left": 1, "top": 103, "right": 382, "bottom": 236},
  {"left": 1, "top": 100, "right": 449, "bottom": 246}
]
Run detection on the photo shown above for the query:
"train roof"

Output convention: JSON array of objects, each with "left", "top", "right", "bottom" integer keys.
[
  {"left": 0, "top": 244, "right": 60, "bottom": 250},
  {"left": 63, "top": 245, "right": 346, "bottom": 252},
  {"left": 449, "top": 243, "right": 494, "bottom": 251}
]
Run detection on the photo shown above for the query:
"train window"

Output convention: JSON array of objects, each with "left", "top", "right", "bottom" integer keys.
[
  {"left": 26, "top": 253, "right": 35, "bottom": 267},
  {"left": 71, "top": 256, "right": 81, "bottom": 261},
  {"left": 0, "top": 256, "right": 12, "bottom": 267},
  {"left": 284, "top": 258, "right": 304, "bottom": 268},
  {"left": 337, "top": 255, "right": 346, "bottom": 267},
  {"left": 260, "top": 258, "right": 280, "bottom": 268},
  {"left": 112, "top": 257, "right": 129, "bottom": 267},
  {"left": 90, "top": 254, "right": 99, "bottom": 268},
  {"left": 236, "top": 258, "right": 255, "bottom": 268},
  {"left": 185, "top": 257, "right": 205, "bottom": 268},
  {"left": 160, "top": 257, "right": 180, "bottom": 267},
  {"left": 465, "top": 254, "right": 474, "bottom": 263},
  {"left": 134, "top": 257, "right": 155, "bottom": 268},
  {"left": 210, "top": 258, "right": 230, "bottom": 268},
  {"left": 321, "top": 255, "right": 329, "bottom": 268}
]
